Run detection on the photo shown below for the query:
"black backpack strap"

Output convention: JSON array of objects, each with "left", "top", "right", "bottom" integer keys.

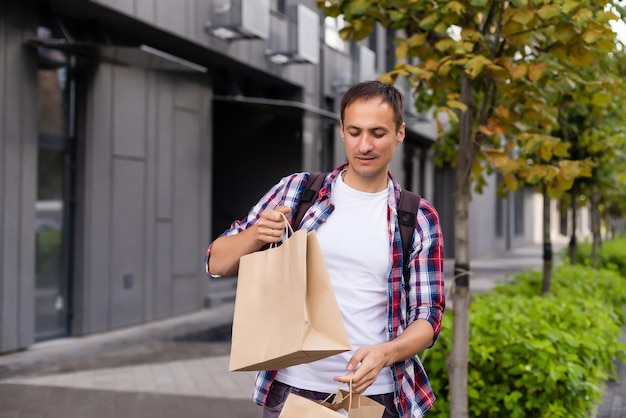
[
  {"left": 397, "top": 190, "right": 421, "bottom": 284},
  {"left": 292, "top": 172, "right": 326, "bottom": 229}
]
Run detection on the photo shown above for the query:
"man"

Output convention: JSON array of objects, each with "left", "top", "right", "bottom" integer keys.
[{"left": 206, "top": 80, "right": 445, "bottom": 418}]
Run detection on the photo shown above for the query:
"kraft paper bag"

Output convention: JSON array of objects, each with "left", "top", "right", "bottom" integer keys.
[
  {"left": 279, "top": 390, "right": 385, "bottom": 418},
  {"left": 228, "top": 220, "right": 351, "bottom": 372}
]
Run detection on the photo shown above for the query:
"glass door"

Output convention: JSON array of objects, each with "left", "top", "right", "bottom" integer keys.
[{"left": 35, "top": 24, "right": 75, "bottom": 340}]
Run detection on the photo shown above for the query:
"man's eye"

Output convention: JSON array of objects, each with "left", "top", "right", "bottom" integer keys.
[
  {"left": 373, "top": 132, "right": 385, "bottom": 138},
  {"left": 349, "top": 131, "right": 360, "bottom": 137}
]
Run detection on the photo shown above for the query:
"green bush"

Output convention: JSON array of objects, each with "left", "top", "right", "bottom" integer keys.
[
  {"left": 571, "top": 236, "right": 626, "bottom": 278},
  {"left": 493, "top": 265, "right": 626, "bottom": 324},
  {"left": 423, "top": 265, "right": 626, "bottom": 417}
]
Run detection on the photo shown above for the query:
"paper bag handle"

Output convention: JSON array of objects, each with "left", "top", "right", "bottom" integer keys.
[
  {"left": 325, "top": 377, "right": 359, "bottom": 412},
  {"left": 280, "top": 213, "right": 294, "bottom": 237}
]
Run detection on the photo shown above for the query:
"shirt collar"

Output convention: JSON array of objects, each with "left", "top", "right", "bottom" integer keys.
[{"left": 322, "top": 163, "right": 402, "bottom": 211}]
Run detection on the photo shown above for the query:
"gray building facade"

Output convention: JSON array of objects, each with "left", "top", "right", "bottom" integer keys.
[{"left": 1, "top": 0, "right": 444, "bottom": 353}]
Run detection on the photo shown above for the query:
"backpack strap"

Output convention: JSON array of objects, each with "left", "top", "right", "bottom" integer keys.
[
  {"left": 397, "top": 190, "right": 421, "bottom": 283},
  {"left": 292, "top": 172, "right": 326, "bottom": 229}
]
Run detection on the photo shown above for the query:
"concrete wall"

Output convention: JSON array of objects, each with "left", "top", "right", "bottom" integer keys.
[
  {"left": 468, "top": 174, "right": 500, "bottom": 258},
  {"left": 0, "top": 1, "right": 38, "bottom": 353},
  {"left": 91, "top": 0, "right": 323, "bottom": 101},
  {"left": 73, "top": 64, "right": 212, "bottom": 334}
]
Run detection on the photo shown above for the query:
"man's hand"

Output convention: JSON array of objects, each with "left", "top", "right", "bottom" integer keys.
[
  {"left": 254, "top": 206, "right": 292, "bottom": 244},
  {"left": 333, "top": 343, "right": 392, "bottom": 394}
]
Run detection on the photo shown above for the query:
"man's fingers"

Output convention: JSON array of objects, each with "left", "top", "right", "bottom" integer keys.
[{"left": 276, "top": 205, "right": 292, "bottom": 215}]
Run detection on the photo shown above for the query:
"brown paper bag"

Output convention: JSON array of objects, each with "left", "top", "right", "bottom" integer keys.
[
  {"left": 279, "top": 389, "right": 385, "bottom": 418},
  {"left": 228, "top": 220, "right": 351, "bottom": 372}
]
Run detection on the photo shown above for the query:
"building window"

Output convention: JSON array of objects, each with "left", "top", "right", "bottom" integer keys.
[
  {"left": 513, "top": 189, "right": 524, "bottom": 236},
  {"left": 271, "top": 0, "right": 285, "bottom": 14},
  {"left": 559, "top": 199, "right": 568, "bottom": 236},
  {"left": 325, "top": 15, "right": 350, "bottom": 53},
  {"left": 495, "top": 174, "right": 504, "bottom": 238},
  {"left": 35, "top": 19, "right": 76, "bottom": 341}
]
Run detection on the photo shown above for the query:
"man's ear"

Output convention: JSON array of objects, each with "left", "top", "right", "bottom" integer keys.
[{"left": 397, "top": 122, "right": 406, "bottom": 144}]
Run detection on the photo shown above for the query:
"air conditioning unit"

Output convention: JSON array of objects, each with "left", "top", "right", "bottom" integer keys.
[
  {"left": 265, "top": 4, "right": 320, "bottom": 65},
  {"left": 205, "top": 0, "right": 270, "bottom": 41}
]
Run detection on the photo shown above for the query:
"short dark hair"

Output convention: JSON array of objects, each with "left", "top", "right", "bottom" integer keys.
[{"left": 340, "top": 80, "right": 405, "bottom": 132}]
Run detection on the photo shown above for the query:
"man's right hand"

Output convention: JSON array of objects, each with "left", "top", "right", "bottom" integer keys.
[{"left": 254, "top": 206, "right": 293, "bottom": 244}]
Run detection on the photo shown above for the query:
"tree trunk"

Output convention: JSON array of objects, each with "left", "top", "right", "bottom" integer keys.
[
  {"left": 542, "top": 184, "right": 553, "bottom": 294},
  {"left": 568, "top": 183, "right": 578, "bottom": 265},
  {"left": 448, "top": 73, "right": 472, "bottom": 418},
  {"left": 590, "top": 188, "right": 601, "bottom": 268}
]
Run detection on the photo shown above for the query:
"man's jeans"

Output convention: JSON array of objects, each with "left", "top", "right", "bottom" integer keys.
[{"left": 262, "top": 380, "right": 400, "bottom": 418}]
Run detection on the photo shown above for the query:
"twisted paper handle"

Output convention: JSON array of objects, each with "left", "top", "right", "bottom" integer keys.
[{"left": 269, "top": 213, "right": 295, "bottom": 249}]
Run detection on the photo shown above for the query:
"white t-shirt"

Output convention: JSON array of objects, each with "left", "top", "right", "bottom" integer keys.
[{"left": 275, "top": 172, "right": 394, "bottom": 395}]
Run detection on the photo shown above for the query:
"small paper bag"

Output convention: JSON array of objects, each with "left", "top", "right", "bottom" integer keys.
[{"left": 279, "top": 389, "right": 385, "bottom": 418}]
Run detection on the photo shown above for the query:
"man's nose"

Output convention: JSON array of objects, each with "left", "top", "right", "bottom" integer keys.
[{"left": 357, "top": 135, "right": 374, "bottom": 152}]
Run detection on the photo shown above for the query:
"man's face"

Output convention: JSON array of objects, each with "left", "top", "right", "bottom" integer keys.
[{"left": 340, "top": 98, "right": 405, "bottom": 191}]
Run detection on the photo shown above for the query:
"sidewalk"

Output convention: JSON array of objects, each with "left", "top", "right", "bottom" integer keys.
[{"left": 0, "top": 242, "right": 623, "bottom": 417}]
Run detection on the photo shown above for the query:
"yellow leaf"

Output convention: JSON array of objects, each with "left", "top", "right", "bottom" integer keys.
[
  {"left": 520, "top": 134, "right": 544, "bottom": 154},
  {"left": 597, "top": 10, "right": 618, "bottom": 24},
  {"left": 396, "top": 41, "right": 408, "bottom": 60},
  {"left": 407, "top": 33, "right": 427, "bottom": 48},
  {"left": 495, "top": 106, "right": 510, "bottom": 120},
  {"left": 511, "top": 8, "right": 534, "bottom": 25},
  {"left": 572, "top": 8, "right": 593, "bottom": 24},
  {"left": 435, "top": 38, "right": 456, "bottom": 52},
  {"left": 553, "top": 142, "right": 571, "bottom": 158},
  {"left": 556, "top": 176, "right": 575, "bottom": 192},
  {"left": 555, "top": 23, "right": 577, "bottom": 44},
  {"left": 464, "top": 55, "right": 492, "bottom": 79},
  {"left": 594, "top": 38, "right": 616, "bottom": 53},
  {"left": 462, "top": 42, "right": 475, "bottom": 51},
  {"left": 550, "top": 44, "right": 568, "bottom": 60},
  {"left": 448, "top": 100, "right": 468, "bottom": 112},
  {"left": 438, "top": 59, "right": 453, "bottom": 76},
  {"left": 461, "top": 28, "right": 484, "bottom": 43},
  {"left": 502, "top": 173, "right": 519, "bottom": 191},
  {"left": 419, "top": 13, "right": 439, "bottom": 30},
  {"left": 528, "top": 63, "right": 546, "bottom": 81},
  {"left": 569, "top": 44, "right": 593, "bottom": 67},
  {"left": 378, "top": 72, "right": 397, "bottom": 85},
  {"left": 559, "top": 160, "right": 582, "bottom": 179},
  {"left": 536, "top": 4, "right": 560, "bottom": 20},
  {"left": 485, "top": 150, "right": 508, "bottom": 168},
  {"left": 545, "top": 165, "right": 559, "bottom": 181},
  {"left": 487, "top": 117, "right": 505, "bottom": 136},
  {"left": 562, "top": 0, "right": 578, "bottom": 14},
  {"left": 436, "top": 118, "right": 445, "bottom": 133},
  {"left": 424, "top": 59, "right": 439, "bottom": 72},
  {"left": 539, "top": 143, "right": 553, "bottom": 162},
  {"left": 591, "top": 92, "right": 611, "bottom": 107},
  {"left": 444, "top": 1, "right": 466, "bottom": 15},
  {"left": 486, "top": 64, "right": 509, "bottom": 80},
  {"left": 479, "top": 125, "right": 493, "bottom": 136},
  {"left": 582, "top": 29, "right": 602, "bottom": 44},
  {"left": 511, "top": 63, "right": 528, "bottom": 79},
  {"left": 525, "top": 165, "right": 548, "bottom": 184}
]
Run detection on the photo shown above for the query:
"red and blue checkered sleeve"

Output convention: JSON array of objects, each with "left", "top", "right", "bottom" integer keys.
[
  {"left": 408, "top": 198, "right": 445, "bottom": 343},
  {"left": 205, "top": 173, "right": 309, "bottom": 275}
]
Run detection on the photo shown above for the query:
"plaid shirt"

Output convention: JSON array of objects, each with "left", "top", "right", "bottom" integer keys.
[{"left": 205, "top": 164, "right": 445, "bottom": 418}]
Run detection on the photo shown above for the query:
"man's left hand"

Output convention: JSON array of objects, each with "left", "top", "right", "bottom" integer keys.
[{"left": 333, "top": 343, "right": 391, "bottom": 394}]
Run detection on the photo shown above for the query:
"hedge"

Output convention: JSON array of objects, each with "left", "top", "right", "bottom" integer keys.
[{"left": 422, "top": 264, "right": 626, "bottom": 417}]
